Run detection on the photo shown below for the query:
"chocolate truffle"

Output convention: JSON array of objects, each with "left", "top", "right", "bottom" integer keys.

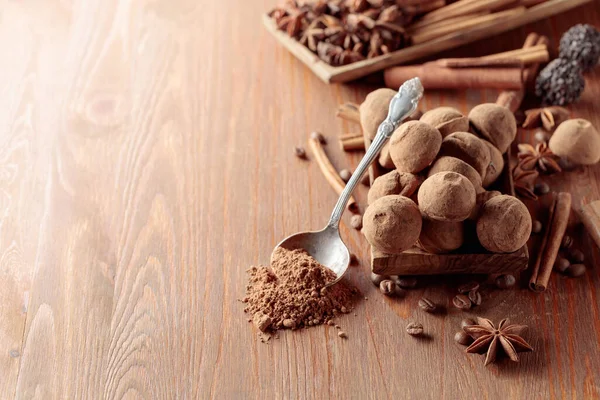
[
  {"left": 417, "top": 219, "right": 464, "bottom": 253},
  {"left": 420, "top": 107, "right": 469, "bottom": 138},
  {"left": 368, "top": 170, "right": 421, "bottom": 205},
  {"left": 549, "top": 119, "right": 600, "bottom": 165},
  {"left": 378, "top": 142, "right": 395, "bottom": 169},
  {"left": 559, "top": 24, "right": 600, "bottom": 72},
  {"left": 389, "top": 121, "right": 442, "bottom": 173},
  {"left": 469, "top": 103, "right": 517, "bottom": 153},
  {"left": 437, "top": 132, "right": 490, "bottom": 178},
  {"left": 363, "top": 195, "right": 422, "bottom": 254},
  {"left": 428, "top": 156, "right": 483, "bottom": 193},
  {"left": 360, "top": 88, "right": 397, "bottom": 140},
  {"left": 476, "top": 195, "right": 532, "bottom": 253},
  {"left": 468, "top": 190, "right": 501, "bottom": 220},
  {"left": 418, "top": 172, "right": 476, "bottom": 222},
  {"left": 535, "top": 58, "right": 585, "bottom": 106},
  {"left": 481, "top": 140, "right": 504, "bottom": 187}
]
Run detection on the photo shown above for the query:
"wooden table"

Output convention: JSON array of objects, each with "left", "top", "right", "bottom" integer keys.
[{"left": 1, "top": 1, "right": 599, "bottom": 398}]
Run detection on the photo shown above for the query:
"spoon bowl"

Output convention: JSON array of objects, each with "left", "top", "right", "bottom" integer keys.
[{"left": 271, "top": 78, "right": 424, "bottom": 286}]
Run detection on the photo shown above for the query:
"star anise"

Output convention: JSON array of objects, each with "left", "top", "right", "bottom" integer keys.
[
  {"left": 512, "top": 165, "right": 539, "bottom": 200},
  {"left": 517, "top": 142, "right": 562, "bottom": 174},
  {"left": 522, "top": 106, "right": 570, "bottom": 131},
  {"left": 463, "top": 317, "right": 533, "bottom": 366}
]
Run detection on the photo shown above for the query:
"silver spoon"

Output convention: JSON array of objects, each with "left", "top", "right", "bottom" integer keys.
[{"left": 271, "top": 78, "right": 424, "bottom": 286}]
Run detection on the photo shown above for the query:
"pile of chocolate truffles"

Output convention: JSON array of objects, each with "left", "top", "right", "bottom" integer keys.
[{"left": 362, "top": 89, "right": 532, "bottom": 255}]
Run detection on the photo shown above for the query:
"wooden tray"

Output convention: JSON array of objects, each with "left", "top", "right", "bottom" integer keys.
[
  {"left": 263, "top": 0, "right": 593, "bottom": 83},
  {"left": 370, "top": 150, "right": 530, "bottom": 276}
]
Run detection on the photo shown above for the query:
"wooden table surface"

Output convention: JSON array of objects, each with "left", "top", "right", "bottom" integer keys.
[{"left": 1, "top": 0, "right": 600, "bottom": 398}]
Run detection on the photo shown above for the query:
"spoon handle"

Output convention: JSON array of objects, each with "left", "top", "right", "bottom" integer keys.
[{"left": 327, "top": 77, "right": 424, "bottom": 229}]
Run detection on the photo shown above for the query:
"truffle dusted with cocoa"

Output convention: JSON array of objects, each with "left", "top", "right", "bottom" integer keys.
[
  {"left": 359, "top": 88, "right": 397, "bottom": 140},
  {"left": 468, "top": 190, "right": 501, "bottom": 220},
  {"left": 368, "top": 170, "right": 421, "bottom": 205},
  {"left": 418, "top": 172, "right": 476, "bottom": 222},
  {"left": 389, "top": 121, "right": 442, "bottom": 173},
  {"left": 420, "top": 107, "right": 469, "bottom": 138},
  {"left": 437, "top": 132, "right": 491, "bottom": 178},
  {"left": 481, "top": 140, "right": 504, "bottom": 187},
  {"left": 417, "top": 219, "right": 464, "bottom": 254},
  {"left": 476, "top": 195, "right": 532, "bottom": 253},
  {"left": 549, "top": 119, "right": 600, "bottom": 165},
  {"left": 363, "top": 195, "right": 422, "bottom": 254},
  {"left": 469, "top": 103, "right": 517, "bottom": 153},
  {"left": 428, "top": 156, "right": 483, "bottom": 194}
]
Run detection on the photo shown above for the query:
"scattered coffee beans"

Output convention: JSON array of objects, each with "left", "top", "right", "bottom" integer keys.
[
  {"left": 350, "top": 214, "right": 363, "bottom": 230},
  {"left": 461, "top": 318, "right": 476, "bottom": 328},
  {"left": 458, "top": 281, "right": 479, "bottom": 294},
  {"left": 379, "top": 280, "right": 404, "bottom": 296},
  {"left": 570, "top": 249, "right": 585, "bottom": 263},
  {"left": 534, "top": 182, "right": 550, "bottom": 195},
  {"left": 294, "top": 146, "right": 307, "bottom": 159},
  {"left": 532, "top": 220, "right": 543, "bottom": 234},
  {"left": 370, "top": 272, "right": 388, "bottom": 287},
  {"left": 338, "top": 331, "right": 348, "bottom": 339},
  {"left": 468, "top": 290, "right": 482, "bottom": 306},
  {"left": 394, "top": 276, "right": 418, "bottom": 289},
  {"left": 554, "top": 257, "right": 570, "bottom": 273},
  {"left": 495, "top": 274, "right": 516, "bottom": 289},
  {"left": 406, "top": 322, "right": 424, "bottom": 336},
  {"left": 452, "top": 294, "right": 472, "bottom": 310},
  {"left": 339, "top": 169, "right": 352, "bottom": 183},
  {"left": 454, "top": 331, "right": 473, "bottom": 346},
  {"left": 311, "top": 131, "right": 326, "bottom": 144},
  {"left": 418, "top": 297, "right": 437, "bottom": 313},
  {"left": 561, "top": 235, "right": 573, "bottom": 249},
  {"left": 567, "top": 264, "right": 586, "bottom": 277}
]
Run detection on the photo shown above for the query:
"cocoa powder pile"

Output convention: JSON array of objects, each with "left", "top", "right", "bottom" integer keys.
[{"left": 242, "top": 248, "right": 356, "bottom": 342}]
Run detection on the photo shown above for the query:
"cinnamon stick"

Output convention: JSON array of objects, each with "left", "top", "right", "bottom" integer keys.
[
  {"left": 340, "top": 136, "right": 365, "bottom": 151},
  {"left": 336, "top": 102, "right": 360, "bottom": 123},
  {"left": 529, "top": 192, "right": 572, "bottom": 292},
  {"left": 309, "top": 135, "right": 357, "bottom": 211},
  {"left": 384, "top": 64, "right": 523, "bottom": 90},
  {"left": 420, "top": 0, "right": 517, "bottom": 24}
]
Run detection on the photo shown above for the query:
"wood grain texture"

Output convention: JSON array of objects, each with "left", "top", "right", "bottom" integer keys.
[{"left": 0, "top": 0, "right": 599, "bottom": 398}]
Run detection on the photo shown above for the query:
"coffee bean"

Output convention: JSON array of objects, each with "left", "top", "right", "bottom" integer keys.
[
  {"left": 554, "top": 257, "right": 570, "bottom": 273},
  {"left": 370, "top": 272, "right": 388, "bottom": 287},
  {"left": 379, "top": 280, "right": 404, "bottom": 296},
  {"left": 454, "top": 331, "right": 473, "bottom": 346},
  {"left": 311, "top": 131, "right": 326, "bottom": 144},
  {"left": 570, "top": 249, "right": 585, "bottom": 263},
  {"left": 534, "top": 130, "right": 551, "bottom": 143},
  {"left": 458, "top": 281, "right": 479, "bottom": 294},
  {"left": 338, "top": 331, "right": 347, "bottom": 339},
  {"left": 406, "top": 322, "right": 424, "bottom": 336},
  {"left": 460, "top": 318, "right": 476, "bottom": 328},
  {"left": 561, "top": 235, "right": 573, "bottom": 249},
  {"left": 418, "top": 297, "right": 436, "bottom": 313},
  {"left": 558, "top": 157, "right": 577, "bottom": 171},
  {"left": 532, "top": 220, "right": 543, "bottom": 234},
  {"left": 394, "top": 276, "right": 418, "bottom": 289},
  {"left": 567, "top": 264, "right": 586, "bottom": 277},
  {"left": 468, "top": 290, "right": 482, "bottom": 306},
  {"left": 452, "top": 294, "right": 471, "bottom": 310},
  {"left": 350, "top": 214, "right": 362, "bottom": 230},
  {"left": 495, "top": 274, "right": 516, "bottom": 289},
  {"left": 339, "top": 169, "right": 352, "bottom": 183},
  {"left": 534, "top": 182, "right": 550, "bottom": 195},
  {"left": 294, "top": 146, "right": 307, "bottom": 159}
]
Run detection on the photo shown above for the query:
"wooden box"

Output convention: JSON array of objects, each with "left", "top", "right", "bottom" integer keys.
[
  {"left": 263, "top": 0, "right": 593, "bottom": 83},
  {"left": 370, "top": 151, "right": 530, "bottom": 276}
]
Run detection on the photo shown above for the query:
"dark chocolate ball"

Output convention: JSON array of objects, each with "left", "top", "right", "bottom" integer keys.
[
  {"left": 559, "top": 24, "right": 600, "bottom": 72},
  {"left": 535, "top": 58, "right": 585, "bottom": 106}
]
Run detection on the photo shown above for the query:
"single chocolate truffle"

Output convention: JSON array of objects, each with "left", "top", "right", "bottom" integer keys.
[
  {"left": 428, "top": 156, "right": 482, "bottom": 193},
  {"left": 559, "top": 24, "right": 600, "bottom": 72},
  {"left": 468, "top": 190, "right": 501, "bottom": 220},
  {"left": 469, "top": 103, "right": 517, "bottom": 153},
  {"left": 368, "top": 170, "right": 421, "bottom": 205},
  {"left": 389, "top": 121, "right": 442, "bottom": 173},
  {"left": 481, "top": 140, "right": 504, "bottom": 187},
  {"left": 417, "top": 219, "right": 464, "bottom": 253},
  {"left": 476, "top": 195, "right": 532, "bottom": 253},
  {"left": 437, "top": 132, "right": 491, "bottom": 178},
  {"left": 360, "top": 88, "right": 397, "bottom": 140},
  {"left": 549, "top": 118, "right": 600, "bottom": 165},
  {"left": 535, "top": 58, "right": 585, "bottom": 106},
  {"left": 363, "top": 195, "right": 422, "bottom": 254},
  {"left": 420, "top": 107, "right": 469, "bottom": 138},
  {"left": 378, "top": 142, "right": 395, "bottom": 169},
  {"left": 418, "top": 172, "right": 476, "bottom": 222}
]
